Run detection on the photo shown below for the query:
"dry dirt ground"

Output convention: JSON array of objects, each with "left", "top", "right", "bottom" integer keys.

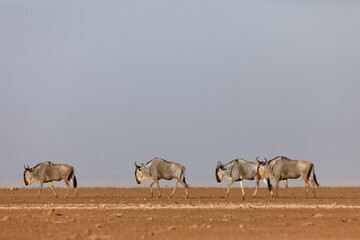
[{"left": 1, "top": 186, "right": 360, "bottom": 240}]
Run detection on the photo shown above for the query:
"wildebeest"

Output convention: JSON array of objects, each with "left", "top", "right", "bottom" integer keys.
[
  {"left": 23, "top": 161, "right": 78, "bottom": 199},
  {"left": 135, "top": 157, "right": 189, "bottom": 198},
  {"left": 215, "top": 158, "right": 273, "bottom": 199},
  {"left": 256, "top": 156, "right": 320, "bottom": 198}
]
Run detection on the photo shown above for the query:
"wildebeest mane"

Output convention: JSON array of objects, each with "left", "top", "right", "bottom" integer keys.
[
  {"left": 144, "top": 159, "right": 154, "bottom": 165},
  {"left": 226, "top": 159, "right": 239, "bottom": 165},
  {"left": 145, "top": 157, "right": 170, "bottom": 165},
  {"left": 31, "top": 163, "right": 42, "bottom": 170},
  {"left": 30, "top": 161, "right": 54, "bottom": 171},
  {"left": 268, "top": 156, "right": 290, "bottom": 162}
]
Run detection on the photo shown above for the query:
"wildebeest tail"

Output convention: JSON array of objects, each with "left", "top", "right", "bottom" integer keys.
[
  {"left": 266, "top": 178, "right": 273, "bottom": 191},
  {"left": 68, "top": 168, "right": 77, "bottom": 188},
  {"left": 73, "top": 175, "right": 77, "bottom": 188},
  {"left": 311, "top": 164, "right": 320, "bottom": 187},
  {"left": 182, "top": 167, "right": 190, "bottom": 188}
]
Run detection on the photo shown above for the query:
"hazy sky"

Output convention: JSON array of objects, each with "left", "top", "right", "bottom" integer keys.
[{"left": 1, "top": 1, "right": 360, "bottom": 187}]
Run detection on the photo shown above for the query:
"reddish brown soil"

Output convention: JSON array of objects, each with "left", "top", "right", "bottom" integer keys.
[{"left": 1, "top": 187, "right": 360, "bottom": 240}]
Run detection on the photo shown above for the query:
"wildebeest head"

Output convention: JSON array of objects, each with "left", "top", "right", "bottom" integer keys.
[
  {"left": 215, "top": 161, "right": 226, "bottom": 182},
  {"left": 134, "top": 162, "right": 149, "bottom": 184},
  {"left": 23, "top": 164, "right": 35, "bottom": 186},
  {"left": 256, "top": 157, "right": 269, "bottom": 179}
]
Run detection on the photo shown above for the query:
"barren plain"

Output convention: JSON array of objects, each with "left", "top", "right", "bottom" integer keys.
[{"left": 1, "top": 187, "right": 360, "bottom": 240}]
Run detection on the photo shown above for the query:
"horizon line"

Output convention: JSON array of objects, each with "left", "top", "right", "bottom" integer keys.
[{"left": 1, "top": 179, "right": 359, "bottom": 188}]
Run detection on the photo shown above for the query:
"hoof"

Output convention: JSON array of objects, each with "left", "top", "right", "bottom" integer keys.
[
  {"left": 54, "top": 195, "right": 58, "bottom": 199},
  {"left": 292, "top": 194, "right": 296, "bottom": 199},
  {"left": 157, "top": 195, "right": 161, "bottom": 199},
  {"left": 168, "top": 196, "right": 173, "bottom": 199}
]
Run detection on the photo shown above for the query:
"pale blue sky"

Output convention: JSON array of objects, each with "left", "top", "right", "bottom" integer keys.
[{"left": 1, "top": 1, "right": 360, "bottom": 187}]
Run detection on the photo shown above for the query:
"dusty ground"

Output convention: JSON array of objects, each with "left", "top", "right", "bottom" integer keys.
[{"left": 1, "top": 186, "right": 360, "bottom": 240}]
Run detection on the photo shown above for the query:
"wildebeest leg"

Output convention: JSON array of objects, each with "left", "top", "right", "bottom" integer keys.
[
  {"left": 64, "top": 179, "right": 70, "bottom": 199},
  {"left": 74, "top": 188, "right": 79, "bottom": 198},
  {"left": 49, "top": 181, "right": 58, "bottom": 198},
  {"left": 178, "top": 178, "right": 189, "bottom": 198},
  {"left": 239, "top": 180, "right": 245, "bottom": 200},
  {"left": 169, "top": 179, "right": 178, "bottom": 198},
  {"left": 252, "top": 177, "right": 260, "bottom": 198},
  {"left": 70, "top": 177, "right": 79, "bottom": 198},
  {"left": 274, "top": 179, "right": 280, "bottom": 198},
  {"left": 149, "top": 180, "right": 156, "bottom": 198},
  {"left": 283, "top": 179, "right": 295, "bottom": 198},
  {"left": 37, "top": 182, "right": 43, "bottom": 199},
  {"left": 308, "top": 176, "right": 316, "bottom": 198},
  {"left": 262, "top": 178, "right": 274, "bottom": 198},
  {"left": 302, "top": 175, "right": 311, "bottom": 198},
  {"left": 226, "top": 179, "right": 235, "bottom": 198},
  {"left": 155, "top": 180, "right": 161, "bottom": 198}
]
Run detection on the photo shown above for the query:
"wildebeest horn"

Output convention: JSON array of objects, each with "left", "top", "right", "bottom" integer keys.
[
  {"left": 264, "top": 157, "right": 268, "bottom": 162},
  {"left": 24, "top": 164, "right": 27, "bottom": 170},
  {"left": 141, "top": 163, "right": 144, "bottom": 166},
  {"left": 256, "top": 157, "right": 260, "bottom": 163},
  {"left": 219, "top": 161, "right": 223, "bottom": 165},
  {"left": 134, "top": 162, "right": 140, "bottom": 168}
]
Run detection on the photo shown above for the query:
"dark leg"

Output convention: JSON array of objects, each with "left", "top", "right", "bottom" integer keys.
[
  {"left": 70, "top": 178, "right": 79, "bottom": 198},
  {"left": 252, "top": 177, "right": 260, "bottom": 198},
  {"left": 155, "top": 180, "right": 161, "bottom": 198},
  {"left": 226, "top": 179, "right": 235, "bottom": 198},
  {"left": 283, "top": 179, "right": 295, "bottom": 198},
  {"left": 149, "top": 180, "right": 156, "bottom": 198},
  {"left": 64, "top": 179, "right": 70, "bottom": 199},
  {"left": 262, "top": 178, "right": 274, "bottom": 198},
  {"left": 274, "top": 179, "right": 280, "bottom": 198},
  {"left": 37, "top": 182, "right": 43, "bottom": 199},
  {"left": 309, "top": 176, "right": 316, "bottom": 198},
  {"left": 240, "top": 180, "right": 245, "bottom": 200},
  {"left": 302, "top": 175, "right": 311, "bottom": 198},
  {"left": 49, "top": 181, "right": 58, "bottom": 198},
  {"left": 179, "top": 178, "right": 189, "bottom": 198},
  {"left": 169, "top": 179, "right": 178, "bottom": 198}
]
